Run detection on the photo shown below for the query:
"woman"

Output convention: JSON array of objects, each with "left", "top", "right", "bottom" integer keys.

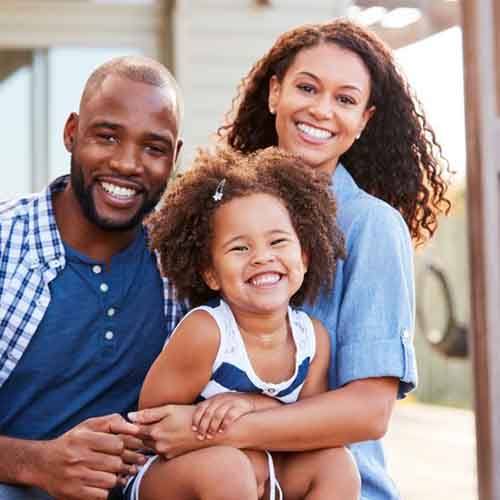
[{"left": 131, "top": 18, "right": 451, "bottom": 500}]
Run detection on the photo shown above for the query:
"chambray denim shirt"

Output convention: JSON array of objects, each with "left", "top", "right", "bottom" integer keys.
[{"left": 302, "top": 164, "right": 417, "bottom": 500}]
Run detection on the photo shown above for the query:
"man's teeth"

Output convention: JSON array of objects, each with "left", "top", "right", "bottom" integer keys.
[
  {"left": 297, "top": 123, "right": 333, "bottom": 140},
  {"left": 250, "top": 273, "right": 281, "bottom": 286},
  {"left": 101, "top": 181, "right": 137, "bottom": 199}
]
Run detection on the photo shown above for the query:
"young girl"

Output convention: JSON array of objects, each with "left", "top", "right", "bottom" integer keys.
[{"left": 127, "top": 147, "right": 353, "bottom": 500}]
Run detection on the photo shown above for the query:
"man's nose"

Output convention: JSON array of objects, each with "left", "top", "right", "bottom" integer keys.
[{"left": 109, "top": 144, "right": 141, "bottom": 174}]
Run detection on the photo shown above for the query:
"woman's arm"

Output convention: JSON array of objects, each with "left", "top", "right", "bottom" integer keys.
[
  {"left": 130, "top": 377, "right": 397, "bottom": 457},
  {"left": 220, "top": 376, "right": 398, "bottom": 451}
]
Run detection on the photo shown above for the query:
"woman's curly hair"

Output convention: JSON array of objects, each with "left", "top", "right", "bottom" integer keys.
[
  {"left": 147, "top": 147, "right": 345, "bottom": 307},
  {"left": 218, "top": 18, "right": 452, "bottom": 245}
]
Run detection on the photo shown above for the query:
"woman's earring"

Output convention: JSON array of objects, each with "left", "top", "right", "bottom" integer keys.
[{"left": 355, "top": 131, "right": 362, "bottom": 140}]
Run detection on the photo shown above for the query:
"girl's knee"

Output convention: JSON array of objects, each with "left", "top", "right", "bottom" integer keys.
[
  {"left": 313, "top": 447, "right": 361, "bottom": 498},
  {"left": 204, "top": 446, "right": 259, "bottom": 499}
]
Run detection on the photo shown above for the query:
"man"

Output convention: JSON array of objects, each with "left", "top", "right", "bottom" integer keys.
[{"left": 0, "top": 56, "right": 187, "bottom": 500}]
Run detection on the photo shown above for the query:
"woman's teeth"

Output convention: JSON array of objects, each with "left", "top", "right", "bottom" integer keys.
[{"left": 297, "top": 122, "right": 333, "bottom": 140}]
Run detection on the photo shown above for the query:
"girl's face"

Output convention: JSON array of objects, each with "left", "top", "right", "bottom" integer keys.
[
  {"left": 268, "top": 43, "right": 375, "bottom": 176},
  {"left": 203, "top": 193, "right": 308, "bottom": 318}
]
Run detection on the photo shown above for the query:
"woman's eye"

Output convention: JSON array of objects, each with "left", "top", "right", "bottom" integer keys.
[
  {"left": 338, "top": 95, "right": 356, "bottom": 105},
  {"left": 297, "top": 84, "right": 316, "bottom": 94}
]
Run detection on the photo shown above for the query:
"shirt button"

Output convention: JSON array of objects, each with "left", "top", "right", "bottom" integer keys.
[
  {"left": 107, "top": 307, "right": 116, "bottom": 317},
  {"left": 92, "top": 265, "right": 102, "bottom": 274},
  {"left": 267, "top": 388, "right": 276, "bottom": 394},
  {"left": 402, "top": 329, "right": 411, "bottom": 340},
  {"left": 105, "top": 330, "right": 114, "bottom": 340},
  {"left": 100, "top": 283, "right": 109, "bottom": 293}
]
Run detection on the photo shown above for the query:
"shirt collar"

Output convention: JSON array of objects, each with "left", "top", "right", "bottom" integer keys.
[
  {"left": 331, "top": 163, "right": 360, "bottom": 204},
  {"left": 29, "top": 175, "right": 68, "bottom": 268}
]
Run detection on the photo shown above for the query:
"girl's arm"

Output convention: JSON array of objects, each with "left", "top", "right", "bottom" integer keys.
[{"left": 139, "top": 310, "right": 220, "bottom": 409}]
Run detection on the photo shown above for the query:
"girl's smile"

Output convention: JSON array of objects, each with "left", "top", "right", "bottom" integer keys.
[{"left": 203, "top": 193, "right": 309, "bottom": 318}]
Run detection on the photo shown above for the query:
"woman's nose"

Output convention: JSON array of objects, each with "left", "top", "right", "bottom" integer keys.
[{"left": 310, "top": 95, "right": 334, "bottom": 120}]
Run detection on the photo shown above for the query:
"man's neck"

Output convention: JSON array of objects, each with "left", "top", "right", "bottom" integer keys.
[{"left": 53, "top": 185, "right": 140, "bottom": 264}]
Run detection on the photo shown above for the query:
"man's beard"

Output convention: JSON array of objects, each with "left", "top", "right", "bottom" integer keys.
[{"left": 70, "top": 154, "right": 166, "bottom": 232}]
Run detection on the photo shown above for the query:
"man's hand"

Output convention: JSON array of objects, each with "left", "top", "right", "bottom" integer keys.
[
  {"left": 192, "top": 393, "right": 255, "bottom": 439},
  {"left": 129, "top": 405, "right": 205, "bottom": 459},
  {"left": 35, "top": 414, "right": 145, "bottom": 500}
]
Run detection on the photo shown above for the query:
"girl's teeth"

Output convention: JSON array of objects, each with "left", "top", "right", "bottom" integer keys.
[
  {"left": 101, "top": 182, "right": 137, "bottom": 199},
  {"left": 297, "top": 123, "right": 333, "bottom": 139},
  {"left": 250, "top": 273, "right": 281, "bottom": 286}
]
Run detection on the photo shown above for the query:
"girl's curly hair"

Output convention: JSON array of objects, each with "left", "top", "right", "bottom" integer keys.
[
  {"left": 147, "top": 147, "right": 345, "bottom": 307},
  {"left": 218, "top": 18, "right": 452, "bottom": 245}
]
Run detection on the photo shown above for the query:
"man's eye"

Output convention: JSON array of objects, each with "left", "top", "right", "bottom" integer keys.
[
  {"left": 146, "top": 145, "right": 166, "bottom": 155},
  {"left": 98, "top": 134, "right": 117, "bottom": 143}
]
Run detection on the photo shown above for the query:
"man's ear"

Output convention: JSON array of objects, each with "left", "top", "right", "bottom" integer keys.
[
  {"left": 63, "top": 112, "right": 79, "bottom": 152},
  {"left": 201, "top": 268, "right": 220, "bottom": 291},
  {"left": 174, "top": 138, "right": 183, "bottom": 164}
]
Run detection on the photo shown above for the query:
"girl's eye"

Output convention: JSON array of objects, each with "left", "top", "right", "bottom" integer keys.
[
  {"left": 297, "top": 83, "right": 316, "bottom": 94},
  {"left": 271, "top": 238, "right": 287, "bottom": 246},
  {"left": 230, "top": 245, "right": 248, "bottom": 252}
]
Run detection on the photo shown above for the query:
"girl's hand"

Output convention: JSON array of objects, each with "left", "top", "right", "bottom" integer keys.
[{"left": 192, "top": 393, "right": 257, "bottom": 439}]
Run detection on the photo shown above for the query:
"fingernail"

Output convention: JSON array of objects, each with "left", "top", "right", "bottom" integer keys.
[
  {"left": 207, "top": 434, "right": 213, "bottom": 440},
  {"left": 197, "top": 434, "right": 205, "bottom": 440},
  {"left": 192, "top": 426, "right": 197, "bottom": 432},
  {"left": 128, "top": 412, "right": 137, "bottom": 421}
]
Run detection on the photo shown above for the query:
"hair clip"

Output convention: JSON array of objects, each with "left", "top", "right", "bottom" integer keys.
[{"left": 212, "top": 179, "right": 226, "bottom": 202}]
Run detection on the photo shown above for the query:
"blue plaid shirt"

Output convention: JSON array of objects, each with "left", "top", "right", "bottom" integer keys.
[{"left": 0, "top": 176, "right": 187, "bottom": 389}]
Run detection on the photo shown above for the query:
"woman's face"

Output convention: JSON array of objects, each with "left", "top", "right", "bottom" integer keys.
[{"left": 268, "top": 43, "right": 375, "bottom": 175}]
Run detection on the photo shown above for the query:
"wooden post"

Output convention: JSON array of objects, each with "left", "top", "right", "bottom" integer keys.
[{"left": 462, "top": 0, "right": 500, "bottom": 498}]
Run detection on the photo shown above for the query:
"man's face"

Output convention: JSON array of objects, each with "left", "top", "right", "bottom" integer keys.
[{"left": 64, "top": 74, "right": 181, "bottom": 231}]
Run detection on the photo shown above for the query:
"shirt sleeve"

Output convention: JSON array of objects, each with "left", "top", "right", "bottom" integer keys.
[
  {"left": 163, "top": 277, "right": 190, "bottom": 336},
  {"left": 335, "top": 200, "right": 417, "bottom": 399}
]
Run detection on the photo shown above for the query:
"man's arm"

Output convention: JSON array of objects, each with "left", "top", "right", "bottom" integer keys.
[{"left": 0, "top": 415, "right": 144, "bottom": 500}]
